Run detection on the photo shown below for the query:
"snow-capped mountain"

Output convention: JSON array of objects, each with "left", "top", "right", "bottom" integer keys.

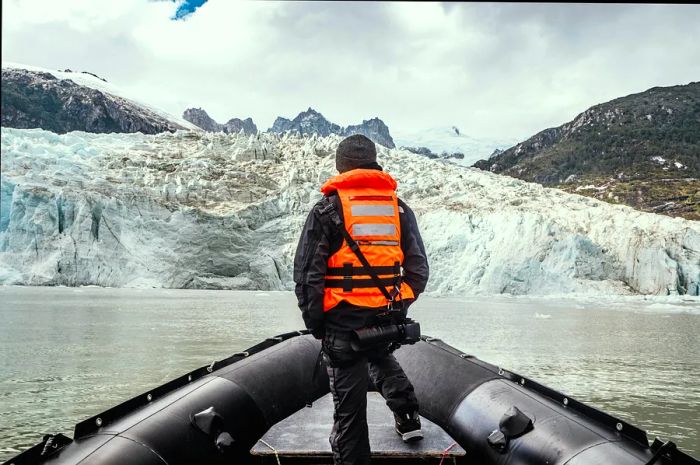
[
  {"left": 269, "top": 108, "right": 395, "bottom": 148},
  {"left": 393, "top": 126, "right": 518, "bottom": 165},
  {"left": 1, "top": 62, "right": 199, "bottom": 133},
  {"left": 270, "top": 108, "right": 342, "bottom": 137},
  {"left": 1, "top": 127, "right": 697, "bottom": 296}
]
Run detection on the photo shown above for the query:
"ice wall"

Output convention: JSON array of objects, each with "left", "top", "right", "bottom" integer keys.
[{"left": 1, "top": 127, "right": 698, "bottom": 295}]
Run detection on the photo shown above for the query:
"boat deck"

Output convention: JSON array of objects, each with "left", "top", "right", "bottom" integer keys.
[{"left": 251, "top": 392, "right": 465, "bottom": 463}]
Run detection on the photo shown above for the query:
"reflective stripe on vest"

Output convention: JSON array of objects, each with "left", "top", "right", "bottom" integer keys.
[
  {"left": 351, "top": 205, "right": 395, "bottom": 217},
  {"left": 353, "top": 223, "right": 396, "bottom": 236},
  {"left": 320, "top": 169, "right": 415, "bottom": 312}
]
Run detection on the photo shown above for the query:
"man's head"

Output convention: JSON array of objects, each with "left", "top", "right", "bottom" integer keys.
[{"left": 335, "top": 134, "right": 377, "bottom": 173}]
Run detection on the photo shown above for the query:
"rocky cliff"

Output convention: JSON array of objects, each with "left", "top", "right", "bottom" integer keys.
[{"left": 1, "top": 67, "right": 192, "bottom": 134}]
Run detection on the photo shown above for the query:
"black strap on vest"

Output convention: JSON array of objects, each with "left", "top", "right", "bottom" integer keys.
[
  {"left": 326, "top": 265, "right": 400, "bottom": 277},
  {"left": 319, "top": 197, "right": 401, "bottom": 304},
  {"left": 324, "top": 278, "right": 399, "bottom": 289}
]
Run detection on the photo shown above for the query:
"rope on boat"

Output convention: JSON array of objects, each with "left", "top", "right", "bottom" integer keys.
[
  {"left": 259, "top": 438, "right": 282, "bottom": 465},
  {"left": 438, "top": 442, "right": 458, "bottom": 465}
]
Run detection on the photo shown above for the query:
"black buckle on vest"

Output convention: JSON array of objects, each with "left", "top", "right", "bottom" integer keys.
[
  {"left": 387, "top": 261, "right": 403, "bottom": 310},
  {"left": 318, "top": 197, "right": 336, "bottom": 216},
  {"left": 343, "top": 263, "right": 353, "bottom": 292}
]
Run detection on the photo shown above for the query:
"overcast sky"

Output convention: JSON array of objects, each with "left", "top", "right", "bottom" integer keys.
[{"left": 3, "top": 1, "right": 699, "bottom": 140}]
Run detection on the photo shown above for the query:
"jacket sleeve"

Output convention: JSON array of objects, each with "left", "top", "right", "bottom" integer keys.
[
  {"left": 399, "top": 199, "right": 429, "bottom": 301},
  {"left": 293, "top": 201, "right": 331, "bottom": 335}
]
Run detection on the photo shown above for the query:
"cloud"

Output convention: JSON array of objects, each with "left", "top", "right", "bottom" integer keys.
[{"left": 2, "top": 1, "right": 699, "bottom": 141}]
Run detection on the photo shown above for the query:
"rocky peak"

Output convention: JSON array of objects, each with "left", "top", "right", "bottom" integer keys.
[
  {"left": 183, "top": 108, "right": 221, "bottom": 132},
  {"left": 268, "top": 108, "right": 338, "bottom": 137},
  {"left": 268, "top": 109, "right": 395, "bottom": 148},
  {"left": 182, "top": 108, "right": 257, "bottom": 135},
  {"left": 300, "top": 107, "right": 322, "bottom": 118},
  {"left": 294, "top": 108, "right": 341, "bottom": 136},
  {"left": 344, "top": 117, "right": 395, "bottom": 148},
  {"left": 223, "top": 117, "right": 257, "bottom": 135},
  {"left": 269, "top": 117, "right": 291, "bottom": 133}
]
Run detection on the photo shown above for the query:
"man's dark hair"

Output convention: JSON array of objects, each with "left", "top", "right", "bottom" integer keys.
[{"left": 336, "top": 134, "right": 377, "bottom": 173}]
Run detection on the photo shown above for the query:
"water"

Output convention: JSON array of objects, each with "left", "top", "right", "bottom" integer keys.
[{"left": 0, "top": 286, "right": 698, "bottom": 460}]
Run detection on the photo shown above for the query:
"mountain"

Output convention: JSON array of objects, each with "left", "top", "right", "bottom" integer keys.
[
  {"left": 223, "top": 117, "right": 257, "bottom": 135},
  {"left": 270, "top": 108, "right": 341, "bottom": 137},
  {"left": 182, "top": 108, "right": 221, "bottom": 132},
  {"left": 401, "top": 146, "right": 465, "bottom": 160},
  {"left": 268, "top": 108, "right": 395, "bottom": 148},
  {"left": 393, "top": 126, "right": 518, "bottom": 166},
  {"left": 343, "top": 117, "right": 394, "bottom": 148},
  {"left": 473, "top": 82, "right": 700, "bottom": 220},
  {"left": 1, "top": 63, "right": 198, "bottom": 134},
  {"left": 183, "top": 107, "right": 257, "bottom": 135},
  {"left": 2, "top": 127, "right": 698, "bottom": 296}
]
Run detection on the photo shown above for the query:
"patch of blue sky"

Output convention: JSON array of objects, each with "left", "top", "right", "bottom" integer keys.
[{"left": 172, "top": 0, "right": 208, "bottom": 20}]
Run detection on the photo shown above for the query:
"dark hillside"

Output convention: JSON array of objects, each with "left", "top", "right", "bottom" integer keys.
[
  {"left": 1, "top": 68, "right": 187, "bottom": 134},
  {"left": 473, "top": 82, "right": 700, "bottom": 220}
]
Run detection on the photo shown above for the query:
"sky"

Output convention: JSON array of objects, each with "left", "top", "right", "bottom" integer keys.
[{"left": 2, "top": 1, "right": 699, "bottom": 141}]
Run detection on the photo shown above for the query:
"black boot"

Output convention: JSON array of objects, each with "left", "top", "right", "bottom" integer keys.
[{"left": 394, "top": 411, "right": 423, "bottom": 443}]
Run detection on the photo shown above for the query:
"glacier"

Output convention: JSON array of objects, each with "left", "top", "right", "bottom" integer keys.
[{"left": 1, "top": 127, "right": 698, "bottom": 295}]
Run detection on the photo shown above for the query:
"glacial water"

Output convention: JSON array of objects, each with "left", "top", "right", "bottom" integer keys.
[{"left": 0, "top": 286, "right": 698, "bottom": 460}]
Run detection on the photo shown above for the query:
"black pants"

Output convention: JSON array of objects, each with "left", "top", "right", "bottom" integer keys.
[{"left": 322, "top": 330, "right": 419, "bottom": 465}]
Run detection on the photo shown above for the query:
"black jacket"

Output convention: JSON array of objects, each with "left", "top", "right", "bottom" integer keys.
[{"left": 293, "top": 185, "right": 429, "bottom": 336}]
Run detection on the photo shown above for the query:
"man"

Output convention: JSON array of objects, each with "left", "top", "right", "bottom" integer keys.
[{"left": 293, "top": 134, "right": 430, "bottom": 465}]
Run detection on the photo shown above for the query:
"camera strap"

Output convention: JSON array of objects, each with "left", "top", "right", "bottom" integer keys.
[{"left": 320, "top": 197, "right": 400, "bottom": 305}]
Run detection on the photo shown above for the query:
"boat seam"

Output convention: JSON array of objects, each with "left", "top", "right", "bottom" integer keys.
[
  {"left": 561, "top": 439, "right": 623, "bottom": 465},
  {"left": 113, "top": 434, "right": 169, "bottom": 465},
  {"left": 73, "top": 433, "right": 169, "bottom": 465}
]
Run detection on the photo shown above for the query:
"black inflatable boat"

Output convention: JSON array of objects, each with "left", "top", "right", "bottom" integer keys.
[{"left": 6, "top": 332, "right": 698, "bottom": 465}]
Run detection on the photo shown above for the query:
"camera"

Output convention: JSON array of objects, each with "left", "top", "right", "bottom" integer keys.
[{"left": 350, "top": 319, "right": 421, "bottom": 352}]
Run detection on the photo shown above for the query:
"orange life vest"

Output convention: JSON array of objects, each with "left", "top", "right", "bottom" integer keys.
[{"left": 320, "top": 169, "right": 415, "bottom": 312}]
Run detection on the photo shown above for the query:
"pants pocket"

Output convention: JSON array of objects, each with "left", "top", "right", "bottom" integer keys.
[{"left": 323, "top": 334, "right": 361, "bottom": 368}]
